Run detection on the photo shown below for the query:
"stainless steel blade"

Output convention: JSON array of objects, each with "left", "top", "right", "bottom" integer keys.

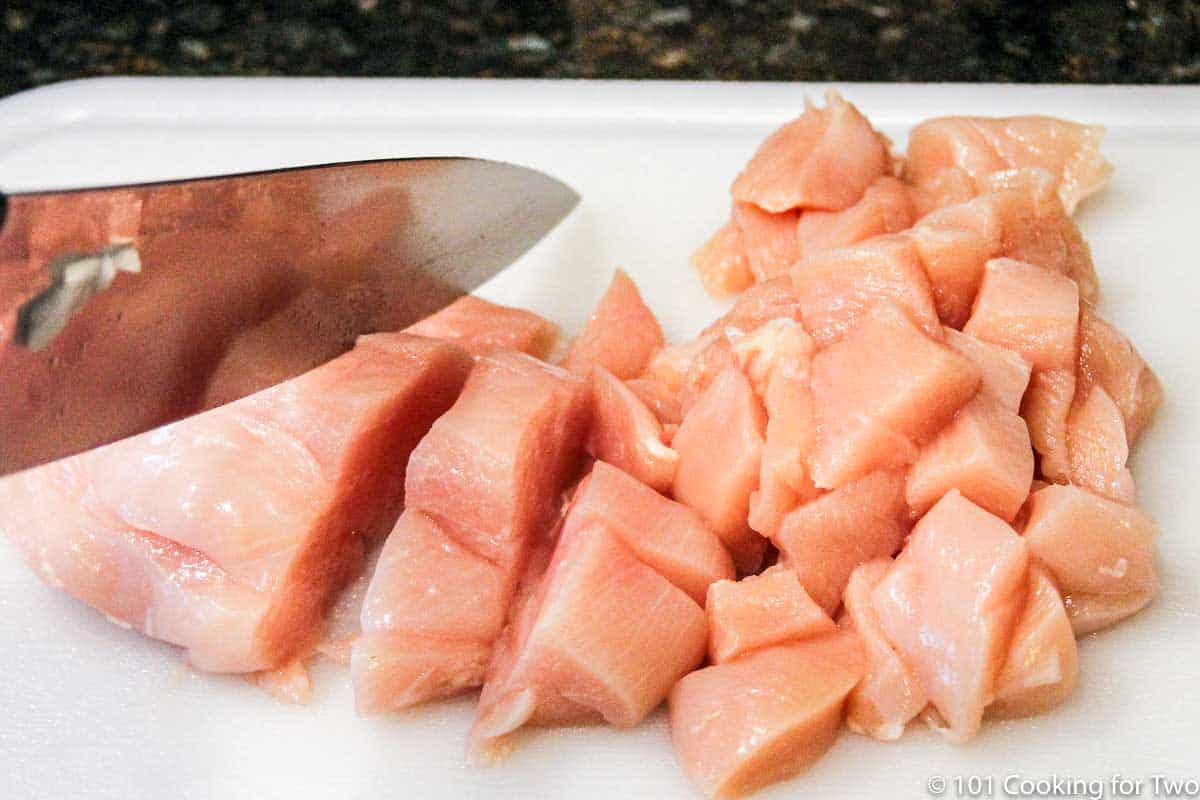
[{"left": 0, "top": 158, "right": 579, "bottom": 474}]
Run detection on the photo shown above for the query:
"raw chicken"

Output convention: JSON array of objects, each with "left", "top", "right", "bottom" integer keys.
[
  {"left": 790, "top": 234, "right": 942, "bottom": 347},
  {"left": 732, "top": 201, "right": 800, "bottom": 282},
  {"left": 672, "top": 367, "right": 768, "bottom": 572},
  {"left": 907, "top": 169, "right": 1098, "bottom": 327},
  {"left": 964, "top": 258, "right": 1080, "bottom": 480},
  {"left": 669, "top": 629, "right": 865, "bottom": 800},
  {"left": 1022, "top": 483, "right": 1158, "bottom": 600},
  {"left": 982, "top": 170, "right": 1099, "bottom": 303},
  {"left": 872, "top": 490, "right": 1029, "bottom": 743},
  {"left": 705, "top": 565, "right": 835, "bottom": 664},
  {"left": 352, "top": 351, "right": 590, "bottom": 713},
  {"left": 625, "top": 376, "right": 683, "bottom": 426},
  {"left": 562, "top": 461, "right": 734, "bottom": 605},
  {"left": 732, "top": 91, "right": 890, "bottom": 213},
  {"left": 907, "top": 196, "right": 1002, "bottom": 327},
  {"left": 905, "top": 115, "right": 1112, "bottom": 213},
  {"left": 808, "top": 301, "right": 980, "bottom": 488},
  {"left": 561, "top": 269, "right": 664, "bottom": 380},
  {"left": 773, "top": 470, "right": 910, "bottom": 615},
  {"left": 691, "top": 222, "right": 754, "bottom": 298},
  {"left": 406, "top": 294, "right": 559, "bottom": 359},
  {"left": 0, "top": 333, "right": 473, "bottom": 673},
  {"left": 1067, "top": 387, "right": 1136, "bottom": 504},
  {"left": 586, "top": 367, "right": 678, "bottom": 493},
  {"left": 1063, "top": 589, "right": 1157, "bottom": 637},
  {"left": 471, "top": 524, "right": 707, "bottom": 757},
  {"left": 1077, "top": 308, "right": 1163, "bottom": 444},
  {"left": 905, "top": 392, "right": 1035, "bottom": 521},
  {"left": 988, "top": 564, "right": 1078, "bottom": 719},
  {"left": 941, "top": 327, "right": 1032, "bottom": 413},
  {"left": 794, "top": 175, "right": 916, "bottom": 261},
  {"left": 729, "top": 319, "right": 819, "bottom": 536},
  {"left": 840, "top": 558, "right": 927, "bottom": 740}
]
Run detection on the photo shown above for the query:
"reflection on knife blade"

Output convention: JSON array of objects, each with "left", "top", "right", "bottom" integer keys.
[
  {"left": 0, "top": 158, "right": 579, "bottom": 474},
  {"left": 16, "top": 242, "right": 141, "bottom": 350}
]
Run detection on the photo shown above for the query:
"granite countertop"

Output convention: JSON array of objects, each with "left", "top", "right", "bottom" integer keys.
[{"left": 1, "top": 0, "right": 1198, "bottom": 98}]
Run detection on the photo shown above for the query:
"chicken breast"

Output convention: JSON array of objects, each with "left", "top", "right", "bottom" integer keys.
[{"left": 0, "top": 333, "right": 473, "bottom": 673}]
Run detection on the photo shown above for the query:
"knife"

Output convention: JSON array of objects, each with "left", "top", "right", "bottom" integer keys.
[{"left": 0, "top": 158, "right": 579, "bottom": 476}]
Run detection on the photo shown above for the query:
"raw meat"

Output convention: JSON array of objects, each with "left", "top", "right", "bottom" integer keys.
[
  {"left": 808, "top": 302, "right": 980, "bottom": 488},
  {"left": 773, "top": 470, "right": 910, "bottom": 615},
  {"left": 795, "top": 175, "right": 916, "bottom": 261},
  {"left": 0, "top": 333, "right": 472, "bottom": 673},
  {"left": 673, "top": 367, "right": 768, "bottom": 572},
  {"left": 406, "top": 294, "right": 558, "bottom": 359},
  {"left": 351, "top": 351, "right": 590, "bottom": 713},
  {"left": 841, "top": 558, "right": 927, "bottom": 740},
  {"left": 669, "top": 629, "right": 865, "bottom": 799},
  {"left": 872, "top": 491, "right": 1029, "bottom": 742},
  {"left": 905, "top": 115, "right": 1112, "bottom": 213},
  {"left": 732, "top": 91, "right": 890, "bottom": 213},
  {"left": 586, "top": 367, "right": 678, "bottom": 493},
  {"left": 729, "top": 319, "right": 819, "bottom": 536},
  {"left": 624, "top": 377, "right": 683, "bottom": 426},
  {"left": 561, "top": 269, "right": 664, "bottom": 380},
  {"left": 471, "top": 524, "right": 706, "bottom": 756},
  {"left": 1067, "top": 386, "right": 1136, "bottom": 504},
  {"left": 905, "top": 392, "right": 1035, "bottom": 521},
  {"left": 562, "top": 461, "right": 734, "bottom": 605},
  {"left": 705, "top": 565, "right": 835, "bottom": 664},
  {"left": 691, "top": 222, "right": 754, "bottom": 297},
  {"left": 1077, "top": 308, "right": 1163, "bottom": 444},
  {"left": 732, "top": 201, "right": 800, "bottom": 282},
  {"left": 989, "top": 564, "right": 1078, "bottom": 719},
  {"left": 1022, "top": 484, "right": 1158, "bottom": 600},
  {"left": 941, "top": 327, "right": 1032, "bottom": 413},
  {"left": 964, "top": 258, "right": 1080, "bottom": 480},
  {"left": 790, "top": 234, "right": 942, "bottom": 347}
]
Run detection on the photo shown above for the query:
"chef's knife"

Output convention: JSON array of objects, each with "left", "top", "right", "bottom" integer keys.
[{"left": 0, "top": 158, "right": 579, "bottom": 476}]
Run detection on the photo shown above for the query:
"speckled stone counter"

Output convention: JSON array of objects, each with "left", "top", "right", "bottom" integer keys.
[{"left": 1, "top": 1, "right": 1198, "bottom": 98}]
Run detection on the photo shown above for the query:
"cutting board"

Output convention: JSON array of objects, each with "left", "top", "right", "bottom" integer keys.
[{"left": 1, "top": 78, "right": 1197, "bottom": 800}]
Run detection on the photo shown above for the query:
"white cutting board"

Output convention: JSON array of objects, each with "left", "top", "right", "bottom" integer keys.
[{"left": 1, "top": 79, "right": 1198, "bottom": 800}]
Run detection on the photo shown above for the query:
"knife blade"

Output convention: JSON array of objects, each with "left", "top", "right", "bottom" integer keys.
[{"left": 0, "top": 158, "right": 579, "bottom": 475}]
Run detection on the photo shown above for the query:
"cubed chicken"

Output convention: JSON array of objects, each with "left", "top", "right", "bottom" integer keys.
[
  {"left": 562, "top": 461, "right": 735, "bottom": 605},
  {"left": 352, "top": 351, "right": 590, "bottom": 712},
  {"left": 561, "top": 269, "right": 665, "bottom": 380},
  {"left": 669, "top": 629, "right": 865, "bottom": 800},
  {"left": 772, "top": 470, "right": 910, "bottom": 615},
  {"left": 1067, "top": 387, "right": 1136, "bottom": 504},
  {"left": 732, "top": 201, "right": 800, "bottom": 282},
  {"left": 1022, "top": 484, "right": 1158, "bottom": 600},
  {"left": 906, "top": 392, "right": 1035, "bottom": 521},
  {"left": 691, "top": 222, "right": 754, "bottom": 297},
  {"left": 988, "top": 565, "right": 1079, "bottom": 719},
  {"left": 673, "top": 367, "right": 768, "bottom": 572},
  {"left": 809, "top": 302, "right": 981, "bottom": 488},
  {"left": 706, "top": 565, "right": 835, "bottom": 663},
  {"left": 872, "top": 490, "right": 1029, "bottom": 742},
  {"left": 471, "top": 525, "right": 707, "bottom": 756},
  {"left": 964, "top": 258, "right": 1080, "bottom": 480},
  {"left": 1077, "top": 308, "right": 1163, "bottom": 445},
  {"left": 795, "top": 176, "right": 916, "bottom": 262},
  {"left": 840, "top": 558, "right": 927, "bottom": 740},
  {"left": 905, "top": 115, "right": 1111, "bottom": 214},
  {"left": 587, "top": 367, "right": 679, "bottom": 493},
  {"left": 790, "top": 234, "right": 942, "bottom": 347},
  {"left": 732, "top": 91, "right": 890, "bottom": 213}
]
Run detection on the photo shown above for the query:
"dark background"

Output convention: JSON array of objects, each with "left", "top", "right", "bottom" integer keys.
[{"left": 2, "top": 0, "right": 1198, "bottom": 97}]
